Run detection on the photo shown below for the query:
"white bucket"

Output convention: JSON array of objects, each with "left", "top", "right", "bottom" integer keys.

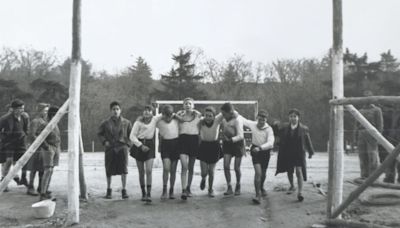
[{"left": 32, "top": 199, "right": 56, "bottom": 219}]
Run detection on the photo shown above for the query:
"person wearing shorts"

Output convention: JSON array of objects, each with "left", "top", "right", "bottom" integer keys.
[
  {"left": 198, "top": 106, "right": 224, "bottom": 197},
  {"left": 240, "top": 110, "right": 275, "bottom": 204},
  {"left": 156, "top": 105, "right": 180, "bottom": 199},
  {"left": 220, "top": 103, "right": 244, "bottom": 196},
  {"left": 130, "top": 105, "right": 162, "bottom": 202},
  {"left": 175, "top": 97, "right": 202, "bottom": 199},
  {"left": 26, "top": 103, "right": 49, "bottom": 196},
  {"left": 98, "top": 101, "right": 133, "bottom": 200},
  {"left": 39, "top": 106, "right": 60, "bottom": 201}
]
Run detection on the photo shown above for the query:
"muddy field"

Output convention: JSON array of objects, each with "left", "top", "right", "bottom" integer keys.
[{"left": 1, "top": 152, "right": 399, "bottom": 228}]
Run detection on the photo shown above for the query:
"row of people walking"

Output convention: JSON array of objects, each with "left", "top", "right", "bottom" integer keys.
[{"left": 98, "top": 98, "right": 315, "bottom": 204}]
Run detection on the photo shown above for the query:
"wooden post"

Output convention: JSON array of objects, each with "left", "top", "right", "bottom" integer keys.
[
  {"left": 79, "top": 130, "right": 88, "bottom": 200},
  {"left": 331, "top": 143, "right": 400, "bottom": 218},
  {"left": 0, "top": 100, "right": 69, "bottom": 194},
  {"left": 327, "top": 107, "right": 336, "bottom": 216},
  {"left": 67, "top": 0, "right": 82, "bottom": 224},
  {"left": 327, "top": 0, "right": 344, "bottom": 218},
  {"left": 330, "top": 96, "right": 400, "bottom": 106}
]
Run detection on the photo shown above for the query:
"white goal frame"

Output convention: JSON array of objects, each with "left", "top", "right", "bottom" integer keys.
[{"left": 153, "top": 100, "right": 258, "bottom": 158}]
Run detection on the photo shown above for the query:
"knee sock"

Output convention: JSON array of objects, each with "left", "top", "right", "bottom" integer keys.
[
  {"left": 141, "top": 185, "right": 146, "bottom": 196},
  {"left": 146, "top": 185, "right": 151, "bottom": 196}
]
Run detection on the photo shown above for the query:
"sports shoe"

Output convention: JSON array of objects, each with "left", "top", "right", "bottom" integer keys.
[
  {"left": 146, "top": 193, "right": 152, "bottom": 203},
  {"left": 234, "top": 184, "right": 241, "bottom": 196},
  {"left": 200, "top": 179, "right": 206, "bottom": 190},
  {"left": 104, "top": 188, "right": 112, "bottom": 199},
  {"left": 223, "top": 185, "right": 233, "bottom": 196},
  {"left": 297, "top": 193, "right": 304, "bottom": 202},
  {"left": 208, "top": 189, "right": 215, "bottom": 198},
  {"left": 252, "top": 196, "right": 261, "bottom": 205},
  {"left": 186, "top": 187, "right": 193, "bottom": 197},
  {"left": 181, "top": 190, "right": 187, "bottom": 200},
  {"left": 27, "top": 186, "right": 39, "bottom": 196},
  {"left": 121, "top": 189, "right": 129, "bottom": 199},
  {"left": 19, "top": 176, "right": 28, "bottom": 186},
  {"left": 169, "top": 188, "right": 175, "bottom": 199},
  {"left": 161, "top": 191, "right": 167, "bottom": 200}
]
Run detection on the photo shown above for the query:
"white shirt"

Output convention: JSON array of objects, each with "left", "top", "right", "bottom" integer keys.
[
  {"left": 178, "top": 111, "right": 201, "bottom": 135},
  {"left": 157, "top": 119, "right": 179, "bottom": 140},
  {"left": 221, "top": 115, "right": 244, "bottom": 143},
  {"left": 129, "top": 115, "right": 162, "bottom": 147},
  {"left": 241, "top": 116, "right": 275, "bottom": 150},
  {"left": 200, "top": 114, "right": 224, "bottom": 142}
]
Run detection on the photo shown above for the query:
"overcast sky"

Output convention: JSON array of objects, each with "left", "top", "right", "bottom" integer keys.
[{"left": 1, "top": 0, "right": 399, "bottom": 78}]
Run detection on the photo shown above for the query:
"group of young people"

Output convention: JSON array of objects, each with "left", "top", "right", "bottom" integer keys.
[
  {"left": 98, "top": 98, "right": 315, "bottom": 204},
  {"left": 0, "top": 99, "right": 61, "bottom": 201}
]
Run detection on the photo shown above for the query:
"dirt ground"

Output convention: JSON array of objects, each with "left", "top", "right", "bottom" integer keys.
[{"left": 1, "top": 152, "right": 400, "bottom": 228}]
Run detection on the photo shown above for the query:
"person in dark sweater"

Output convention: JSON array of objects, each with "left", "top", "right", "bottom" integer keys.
[{"left": 275, "top": 109, "right": 315, "bottom": 202}]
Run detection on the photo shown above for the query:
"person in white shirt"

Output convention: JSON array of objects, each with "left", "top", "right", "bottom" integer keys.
[
  {"left": 129, "top": 105, "right": 162, "bottom": 203},
  {"left": 175, "top": 98, "right": 201, "bottom": 200},
  {"left": 240, "top": 110, "right": 275, "bottom": 204},
  {"left": 198, "top": 106, "right": 224, "bottom": 197},
  {"left": 156, "top": 105, "right": 180, "bottom": 200},
  {"left": 220, "top": 103, "right": 245, "bottom": 196}
]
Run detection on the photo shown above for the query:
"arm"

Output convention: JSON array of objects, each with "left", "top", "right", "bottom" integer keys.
[
  {"left": 231, "top": 118, "right": 244, "bottom": 143},
  {"left": 127, "top": 121, "right": 133, "bottom": 147},
  {"left": 305, "top": 128, "right": 315, "bottom": 157},
  {"left": 129, "top": 121, "right": 143, "bottom": 147},
  {"left": 215, "top": 113, "right": 223, "bottom": 124},
  {"left": 97, "top": 121, "right": 108, "bottom": 146},
  {"left": 259, "top": 127, "right": 275, "bottom": 151},
  {"left": 376, "top": 108, "right": 383, "bottom": 133}
]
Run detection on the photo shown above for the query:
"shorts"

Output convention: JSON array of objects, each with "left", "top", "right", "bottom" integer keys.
[
  {"left": 105, "top": 145, "right": 129, "bottom": 176},
  {"left": 160, "top": 138, "right": 180, "bottom": 161},
  {"left": 198, "top": 141, "right": 222, "bottom": 164},
  {"left": 223, "top": 140, "right": 244, "bottom": 157},
  {"left": 27, "top": 148, "right": 44, "bottom": 172},
  {"left": 41, "top": 145, "right": 60, "bottom": 168},
  {"left": 0, "top": 148, "right": 6, "bottom": 163},
  {"left": 179, "top": 134, "right": 199, "bottom": 157},
  {"left": 250, "top": 145, "right": 271, "bottom": 168},
  {"left": 130, "top": 139, "right": 155, "bottom": 162}
]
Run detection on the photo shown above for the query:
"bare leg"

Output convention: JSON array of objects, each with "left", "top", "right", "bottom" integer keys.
[
  {"left": 145, "top": 159, "right": 154, "bottom": 201},
  {"left": 170, "top": 160, "right": 178, "bottom": 197},
  {"left": 187, "top": 156, "right": 196, "bottom": 194},
  {"left": 162, "top": 159, "right": 171, "bottom": 188},
  {"left": 223, "top": 154, "right": 233, "bottom": 195},
  {"left": 200, "top": 161, "right": 208, "bottom": 191},
  {"left": 208, "top": 163, "right": 216, "bottom": 191},
  {"left": 136, "top": 161, "right": 146, "bottom": 199},
  {"left": 180, "top": 154, "right": 189, "bottom": 199},
  {"left": 121, "top": 174, "right": 127, "bottom": 189},
  {"left": 295, "top": 166, "right": 304, "bottom": 201},
  {"left": 234, "top": 156, "right": 242, "bottom": 195}
]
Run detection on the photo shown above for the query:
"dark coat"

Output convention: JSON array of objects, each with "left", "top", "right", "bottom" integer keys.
[
  {"left": 275, "top": 123, "right": 315, "bottom": 181},
  {"left": 0, "top": 112, "right": 30, "bottom": 150},
  {"left": 98, "top": 116, "right": 133, "bottom": 148}
]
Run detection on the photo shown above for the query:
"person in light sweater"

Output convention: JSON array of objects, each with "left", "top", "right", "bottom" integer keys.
[
  {"left": 175, "top": 98, "right": 202, "bottom": 200},
  {"left": 198, "top": 106, "right": 224, "bottom": 197},
  {"left": 240, "top": 110, "right": 275, "bottom": 204},
  {"left": 129, "top": 105, "right": 162, "bottom": 203},
  {"left": 220, "top": 103, "right": 245, "bottom": 196},
  {"left": 156, "top": 105, "right": 180, "bottom": 200}
]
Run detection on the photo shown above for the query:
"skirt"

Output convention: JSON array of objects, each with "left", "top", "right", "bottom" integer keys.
[
  {"left": 42, "top": 144, "right": 60, "bottom": 168},
  {"left": 27, "top": 149, "right": 44, "bottom": 172},
  {"left": 198, "top": 141, "right": 222, "bottom": 164},
  {"left": 179, "top": 134, "right": 199, "bottom": 157},
  {"left": 160, "top": 138, "right": 180, "bottom": 161},
  {"left": 130, "top": 139, "right": 155, "bottom": 162},
  {"left": 222, "top": 140, "right": 244, "bottom": 157},
  {"left": 105, "top": 145, "right": 129, "bottom": 176}
]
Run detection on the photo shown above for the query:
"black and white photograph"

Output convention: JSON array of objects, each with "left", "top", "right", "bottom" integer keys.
[{"left": 1, "top": 0, "right": 400, "bottom": 227}]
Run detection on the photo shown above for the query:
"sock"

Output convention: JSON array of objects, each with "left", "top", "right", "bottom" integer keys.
[
  {"left": 163, "top": 185, "right": 167, "bottom": 193},
  {"left": 141, "top": 185, "right": 146, "bottom": 196},
  {"left": 146, "top": 185, "right": 151, "bottom": 196}
]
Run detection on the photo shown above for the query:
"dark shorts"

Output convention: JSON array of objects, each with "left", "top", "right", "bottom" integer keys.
[
  {"left": 4, "top": 149, "right": 28, "bottom": 170},
  {"left": 42, "top": 145, "right": 60, "bottom": 168},
  {"left": 250, "top": 145, "right": 271, "bottom": 168},
  {"left": 130, "top": 139, "right": 155, "bottom": 162},
  {"left": 27, "top": 149, "right": 44, "bottom": 172},
  {"left": 179, "top": 134, "right": 199, "bottom": 157},
  {"left": 160, "top": 138, "right": 180, "bottom": 161},
  {"left": 198, "top": 141, "right": 222, "bottom": 164},
  {"left": 223, "top": 140, "right": 244, "bottom": 157},
  {"left": 0, "top": 148, "right": 6, "bottom": 163},
  {"left": 105, "top": 145, "right": 129, "bottom": 176}
]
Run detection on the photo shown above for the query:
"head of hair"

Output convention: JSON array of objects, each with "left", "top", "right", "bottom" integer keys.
[
  {"left": 37, "top": 103, "right": 50, "bottom": 112},
  {"left": 257, "top": 110, "right": 269, "bottom": 119},
  {"left": 11, "top": 99, "right": 24, "bottom": 108},
  {"left": 144, "top": 105, "right": 154, "bottom": 113},
  {"left": 162, "top": 105, "right": 174, "bottom": 116},
  {"left": 183, "top": 97, "right": 194, "bottom": 103},
  {"left": 109, "top": 101, "right": 121, "bottom": 110},
  {"left": 288, "top": 108, "right": 300, "bottom": 117},
  {"left": 220, "top": 102, "right": 234, "bottom": 113},
  {"left": 48, "top": 106, "right": 59, "bottom": 120},
  {"left": 204, "top": 106, "right": 216, "bottom": 116}
]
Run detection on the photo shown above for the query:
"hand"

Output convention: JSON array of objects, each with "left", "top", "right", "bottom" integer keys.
[
  {"left": 141, "top": 145, "right": 150, "bottom": 152},
  {"left": 223, "top": 135, "right": 231, "bottom": 142},
  {"left": 104, "top": 141, "right": 110, "bottom": 148},
  {"left": 251, "top": 147, "right": 260, "bottom": 153}
]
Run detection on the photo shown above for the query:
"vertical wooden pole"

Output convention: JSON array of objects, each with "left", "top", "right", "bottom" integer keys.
[
  {"left": 67, "top": 0, "right": 82, "bottom": 224},
  {"left": 327, "top": 0, "right": 344, "bottom": 218},
  {"left": 79, "top": 129, "right": 88, "bottom": 200}
]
